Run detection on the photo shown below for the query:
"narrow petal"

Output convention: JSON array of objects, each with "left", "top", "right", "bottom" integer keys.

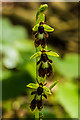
[
  {"left": 48, "top": 58, "right": 53, "bottom": 63},
  {"left": 32, "top": 31, "right": 37, "bottom": 35},
  {"left": 37, "top": 59, "right": 41, "bottom": 65},
  {"left": 31, "top": 91, "right": 37, "bottom": 95}
]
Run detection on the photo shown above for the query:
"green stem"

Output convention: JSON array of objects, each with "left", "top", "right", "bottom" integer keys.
[
  {"left": 35, "top": 48, "right": 39, "bottom": 120},
  {"left": 36, "top": 48, "right": 38, "bottom": 82},
  {"left": 35, "top": 107, "right": 39, "bottom": 120},
  {"left": 36, "top": 46, "right": 41, "bottom": 82}
]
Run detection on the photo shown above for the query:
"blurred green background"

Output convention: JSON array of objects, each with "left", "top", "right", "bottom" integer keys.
[{"left": 1, "top": 2, "right": 79, "bottom": 119}]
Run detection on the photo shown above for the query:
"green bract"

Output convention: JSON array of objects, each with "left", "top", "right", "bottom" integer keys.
[
  {"left": 36, "top": 4, "right": 48, "bottom": 23},
  {"left": 47, "top": 51, "right": 59, "bottom": 57},
  {"left": 43, "top": 24, "right": 54, "bottom": 32},
  {"left": 26, "top": 83, "right": 39, "bottom": 89},
  {"left": 39, "top": 14, "right": 45, "bottom": 23},
  {"left": 49, "top": 81, "right": 58, "bottom": 90}
]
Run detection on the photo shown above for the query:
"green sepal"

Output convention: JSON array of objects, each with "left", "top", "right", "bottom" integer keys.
[
  {"left": 43, "top": 24, "right": 54, "bottom": 32},
  {"left": 26, "top": 83, "right": 39, "bottom": 89},
  {"left": 46, "top": 51, "right": 59, "bottom": 57},
  {"left": 30, "top": 51, "right": 41, "bottom": 59},
  {"left": 49, "top": 81, "right": 58, "bottom": 90},
  {"left": 43, "top": 86, "right": 52, "bottom": 95},
  {"left": 32, "top": 24, "right": 39, "bottom": 31},
  {"left": 36, "top": 4, "right": 48, "bottom": 24},
  {"left": 39, "top": 14, "right": 45, "bottom": 23}
]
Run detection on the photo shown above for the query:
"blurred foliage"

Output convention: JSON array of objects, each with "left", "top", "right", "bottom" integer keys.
[
  {"left": 1, "top": 18, "right": 36, "bottom": 99},
  {"left": 1, "top": 18, "right": 34, "bottom": 69},
  {"left": 50, "top": 53, "right": 78, "bottom": 79},
  {"left": 1, "top": 18, "right": 78, "bottom": 119},
  {"left": 57, "top": 82, "right": 78, "bottom": 118}
]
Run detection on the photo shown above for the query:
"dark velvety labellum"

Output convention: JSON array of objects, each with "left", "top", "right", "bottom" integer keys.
[
  {"left": 37, "top": 100, "right": 43, "bottom": 111},
  {"left": 37, "top": 53, "right": 53, "bottom": 78},
  {"left": 30, "top": 99, "right": 37, "bottom": 111}
]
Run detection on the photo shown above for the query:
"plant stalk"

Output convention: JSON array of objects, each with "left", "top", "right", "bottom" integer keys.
[
  {"left": 35, "top": 47, "right": 39, "bottom": 119},
  {"left": 35, "top": 107, "right": 39, "bottom": 120},
  {"left": 36, "top": 48, "right": 38, "bottom": 80}
]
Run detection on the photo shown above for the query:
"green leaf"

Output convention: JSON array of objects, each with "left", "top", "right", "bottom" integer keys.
[
  {"left": 57, "top": 82, "right": 78, "bottom": 118},
  {"left": 43, "top": 24, "right": 54, "bottom": 32},
  {"left": 43, "top": 86, "right": 52, "bottom": 95},
  {"left": 36, "top": 4, "right": 48, "bottom": 23},
  {"left": 39, "top": 14, "right": 45, "bottom": 23},
  {"left": 30, "top": 51, "right": 41, "bottom": 59},
  {"left": 26, "top": 83, "right": 39, "bottom": 89},
  {"left": 32, "top": 24, "right": 39, "bottom": 31},
  {"left": 49, "top": 81, "right": 58, "bottom": 90},
  {"left": 47, "top": 51, "right": 59, "bottom": 57}
]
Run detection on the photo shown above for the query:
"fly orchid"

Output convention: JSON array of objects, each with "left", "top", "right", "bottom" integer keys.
[
  {"left": 32, "top": 21, "right": 54, "bottom": 48},
  {"left": 30, "top": 49, "right": 59, "bottom": 78},
  {"left": 26, "top": 79, "right": 51, "bottom": 111}
]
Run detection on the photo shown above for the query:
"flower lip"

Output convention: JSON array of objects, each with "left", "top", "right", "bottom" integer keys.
[
  {"left": 37, "top": 99, "right": 43, "bottom": 111},
  {"left": 38, "top": 52, "right": 53, "bottom": 78},
  {"left": 30, "top": 98, "right": 37, "bottom": 111},
  {"left": 39, "top": 62, "right": 53, "bottom": 78}
]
